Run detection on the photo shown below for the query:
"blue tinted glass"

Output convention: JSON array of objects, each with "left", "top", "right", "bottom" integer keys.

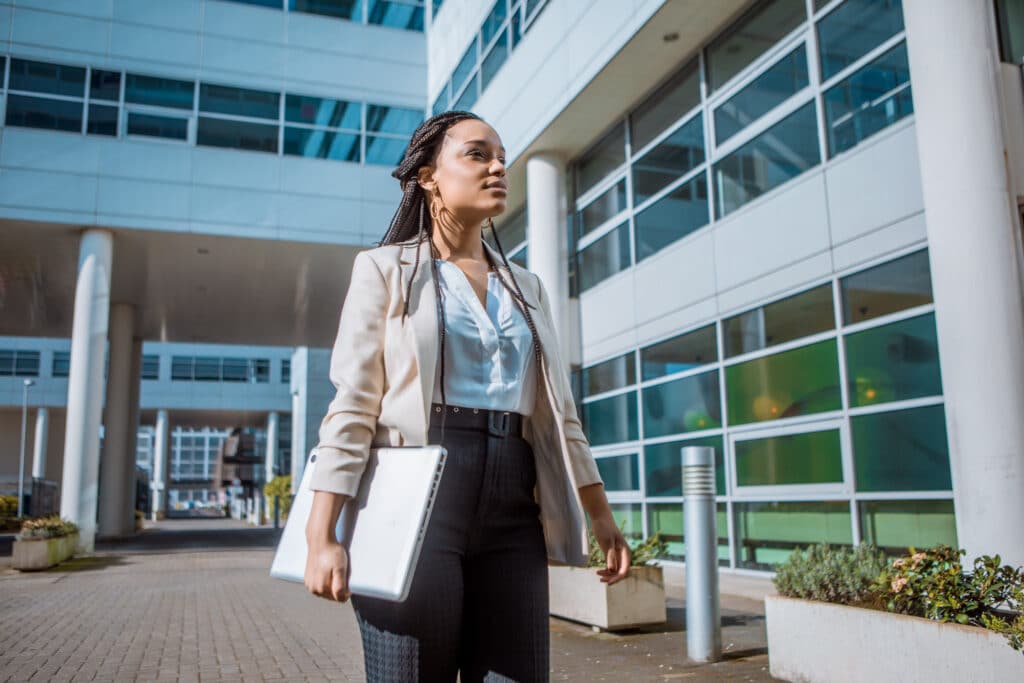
[
  {"left": 714, "top": 100, "right": 819, "bottom": 218},
  {"left": 510, "top": 6, "right": 522, "bottom": 47},
  {"left": 632, "top": 113, "right": 704, "bottom": 204},
  {"left": 641, "top": 324, "right": 718, "bottom": 380},
  {"left": 595, "top": 453, "right": 640, "bottom": 492},
  {"left": 715, "top": 45, "right": 809, "bottom": 145},
  {"left": 578, "top": 222, "right": 631, "bottom": 292},
  {"left": 126, "top": 74, "right": 194, "bottom": 110},
  {"left": 197, "top": 116, "right": 278, "bottom": 152},
  {"left": 365, "top": 134, "right": 408, "bottom": 165},
  {"left": 453, "top": 72, "right": 478, "bottom": 111},
  {"left": 89, "top": 69, "right": 121, "bottom": 101},
  {"left": 481, "top": 29, "right": 508, "bottom": 90},
  {"left": 368, "top": 0, "right": 424, "bottom": 31},
  {"left": 481, "top": 0, "right": 508, "bottom": 44},
  {"left": 284, "top": 126, "right": 360, "bottom": 160},
  {"left": 634, "top": 174, "right": 708, "bottom": 261},
  {"left": 285, "top": 94, "right": 360, "bottom": 128},
  {"left": 200, "top": 83, "right": 279, "bottom": 119},
  {"left": 9, "top": 58, "right": 85, "bottom": 97},
  {"left": 581, "top": 352, "right": 634, "bottom": 397},
  {"left": 366, "top": 104, "right": 421, "bottom": 134},
  {"left": 127, "top": 112, "right": 188, "bottom": 140},
  {"left": 582, "top": 391, "right": 638, "bottom": 446},
  {"left": 432, "top": 88, "right": 448, "bottom": 116},
  {"left": 577, "top": 179, "right": 627, "bottom": 239},
  {"left": 818, "top": 0, "right": 904, "bottom": 81},
  {"left": 853, "top": 404, "right": 952, "bottom": 492},
  {"left": 824, "top": 41, "right": 912, "bottom": 157},
  {"left": 706, "top": 0, "right": 807, "bottom": 92},
  {"left": 452, "top": 39, "right": 477, "bottom": 97},
  {"left": 642, "top": 369, "right": 721, "bottom": 438},
  {"left": 87, "top": 104, "right": 118, "bottom": 136},
  {"left": 841, "top": 248, "right": 932, "bottom": 324},
  {"left": 5, "top": 94, "right": 82, "bottom": 131},
  {"left": 224, "top": 0, "right": 282, "bottom": 6},
  {"left": 290, "top": 0, "right": 362, "bottom": 19}
]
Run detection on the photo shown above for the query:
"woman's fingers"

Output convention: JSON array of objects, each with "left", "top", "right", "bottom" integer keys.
[{"left": 331, "top": 566, "right": 349, "bottom": 602}]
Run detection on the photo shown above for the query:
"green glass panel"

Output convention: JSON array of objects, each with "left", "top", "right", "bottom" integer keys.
[
  {"left": 608, "top": 502, "right": 643, "bottom": 541},
  {"left": 845, "top": 313, "right": 942, "bottom": 407},
  {"left": 582, "top": 391, "right": 638, "bottom": 446},
  {"left": 735, "top": 429, "right": 843, "bottom": 486},
  {"left": 859, "top": 500, "right": 958, "bottom": 554},
  {"left": 595, "top": 453, "right": 640, "bottom": 492},
  {"left": 735, "top": 501, "right": 852, "bottom": 570},
  {"left": 646, "top": 502, "right": 729, "bottom": 564},
  {"left": 852, "top": 404, "right": 952, "bottom": 492},
  {"left": 726, "top": 339, "right": 841, "bottom": 425},
  {"left": 642, "top": 369, "right": 721, "bottom": 437},
  {"left": 644, "top": 435, "right": 725, "bottom": 496}
]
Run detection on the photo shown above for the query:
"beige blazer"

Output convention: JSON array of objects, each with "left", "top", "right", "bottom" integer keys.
[{"left": 309, "top": 238, "right": 604, "bottom": 567}]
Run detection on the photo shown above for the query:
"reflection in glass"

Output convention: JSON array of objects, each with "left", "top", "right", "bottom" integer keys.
[
  {"left": 452, "top": 39, "right": 477, "bottom": 97},
  {"left": 200, "top": 83, "right": 279, "bottom": 120},
  {"left": 996, "top": 0, "right": 1024, "bottom": 64},
  {"left": 643, "top": 370, "right": 721, "bottom": 438},
  {"left": 481, "top": 0, "right": 507, "bottom": 45},
  {"left": 126, "top": 74, "right": 195, "bottom": 110},
  {"left": 852, "top": 404, "right": 952, "bottom": 492},
  {"left": 89, "top": 69, "right": 121, "bottom": 101},
  {"left": 453, "top": 72, "right": 478, "bottom": 111},
  {"left": 859, "top": 499, "right": 957, "bottom": 554},
  {"left": 197, "top": 116, "right": 278, "bottom": 152},
  {"left": 367, "top": 0, "right": 424, "bottom": 30},
  {"left": 607, "top": 503, "right": 643, "bottom": 541},
  {"left": 581, "top": 352, "right": 634, "bottom": 397},
  {"left": 5, "top": 94, "right": 82, "bottom": 132},
  {"left": 714, "top": 100, "right": 819, "bottom": 217},
  {"left": 845, "top": 313, "right": 942, "bottom": 407},
  {"left": 284, "top": 127, "right": 360, "bottom": 160},
  {"left": 824, "top": 41, "right": 913, "bottom": 157},
  {"left": 575, "top": 123, "right": 625, "bottom": 196},
  {"left": 578, "top": 222, "right": 630, "bottom": 292},
  {"left": 817, "top": 0, "right": 904, "bottom": 81},
  {"left": 595, "top": 453, "right": 640, "bottom": 492},
  {"left": 726, "top": 339, "right": 841, "bottom": 424},
  {"left": 289, "top": 0, "right": 362, "bottom": 20},
  {"left": 366, "top": 104, "right": 421, "bottom": 134},
  {"left": 127, "top": 112, "right": 189, "bottom": 140},
  {"left": 715, "top": 44, "right": 809, "bottom": 145},
  {"left": 9, "top": 58, "right": 85, "bottom": 97},
  {"left": 87, "top": 104, "right": 118, "bottom": 136},
  {"left": 632, "top": 113, "right": 704, "bottom": 204},
  {"left": 481, "top": 30, "right": 508, "bottom": 90},
  {"left": 365, "top": 134, "right": 408, "bottom": 165},
  {"left": 577, "top": 179, "right": 627, "bottom": 239},
  {"left": 633, "top": 175, "right": 708, "bottom": 261},
  {"left": 644, "top": 436, "right": 725, "bottom": 496},
  {"left": 735, "top": 429, "right": 842, "bottom": 486},
  {"left": 581, "top": 391, "right": 638, "bottom": 446},
  {"left": 286, "top": 94, "right": 360, "bottom": 128},
  {"left": 630, "top": 58, "right": 700, "bottom": 152},
  {"left": 840, "top": 249, "right": 932, "bottom": 324},
  {"left": 724, "top": 283, "right": 834, "bottom": 357},
  {"left": 735, "top": 501, "right": 852, "bottom": 569},
  {"left": 641, "top": 324, "right": 717, "bottom": 380},
  {"left": 648, "top": 503, "right": 730, "bottom": 563},
  {"left": 706, "top": 0, "right": 806, "bottom": 92}
]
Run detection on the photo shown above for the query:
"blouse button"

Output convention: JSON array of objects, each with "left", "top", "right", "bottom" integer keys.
[
  {"left": 473, "top": 408, "right": 479, "bottom": 414},
  {"left": 453, "top": 406, "right": 459, "bottom": 412}
]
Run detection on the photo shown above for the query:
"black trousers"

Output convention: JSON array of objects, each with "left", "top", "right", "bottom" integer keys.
[{"left": 351, "top": 406, "right": 550, "bottom": 682}]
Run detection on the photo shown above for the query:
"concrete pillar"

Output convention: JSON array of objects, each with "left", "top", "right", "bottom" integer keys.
[
  {"left": 123, "top": 337, "right": 143, "bottom": 527},
  {"left": 265, "top": 411, "right": 279, "bottom": 485},
  {"left": 904, "top": 0, "right": 1024, "bottom": 567},
  {"left": 31, "top": 407, "right": 48, "bottom": 479},
  {"left": 526, "top": 152, "right": 572, "bottom": 363},
  {"left": 98, "top": 303, "right": 136, "bottom": 539},
  {"left": 151, "top": 409, "right": 169, "bottom": 521},
  {"left": 290, "top": 387, "right": 304, "bottom": 494},
  {"left": 60, "top": 228, "right": 113, "bottom": 554}
]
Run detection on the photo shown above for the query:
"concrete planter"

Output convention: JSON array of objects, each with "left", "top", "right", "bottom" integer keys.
[
  {"left": 12, "top": 532, "right": 78, "bottom": 571},
  {"left": 548, "top": 564, "right": 667, "bottom": 630},
  {"left": 765, "top": 595, "right": 1022, "bottom": 682}
]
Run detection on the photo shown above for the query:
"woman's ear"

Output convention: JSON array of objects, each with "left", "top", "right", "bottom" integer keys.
[{"left": 417, "top": 165, "right": 436, "bottom": 193}]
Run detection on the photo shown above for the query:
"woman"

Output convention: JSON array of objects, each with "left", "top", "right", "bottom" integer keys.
[{"left": 303, "top": 110, "right": 631, "bottom": 682}]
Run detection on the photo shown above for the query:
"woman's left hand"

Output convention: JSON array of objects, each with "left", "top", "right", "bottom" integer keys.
[{"left": 590, "top": 513, "right": 631, "bottom": 585}]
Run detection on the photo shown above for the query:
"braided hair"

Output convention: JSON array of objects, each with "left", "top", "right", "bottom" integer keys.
[{"left": 376, "top": 110, "right": 546, "bottom": 438}]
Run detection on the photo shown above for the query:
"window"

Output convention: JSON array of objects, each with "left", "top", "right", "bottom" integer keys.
[
  {"left": 859, "top": 499, "right": 957, "bottom": 554},
  {"left": 289, "top": 0, "right": 361, "bottom": 20},
  {"left": 142, "top": 355, "right": 160, "bottom": 380},
  {"left": 734, "top": 428, "right": 843, "bottom": 487},
  {"left": 125, "top": 74, "right": 194, "bottom": 110},
  {"left": 171, "top": 356, "right": 271, "bottom": 382},
  {"left": 630, "top": 58, "right": 701, "bottom": 153},
  {"left": 5, "top": 58, "right": 86, "bottom": 132},
  {"left": 633, "top": 174, "right": 709, "bottom": 261},
  {"left": 0, "top": 350, "right": 41, "bottom": 377},
  {"left": 367, "top": 0, "right": 425, "bottom": 30},
  {"left": 632, "top": 113, "right": 705, "bottom": 205},
  {"left": 578, "top": 221, "right": 630, "bottom": 292},
  {"left": 816, "top": 0, "right": 905, "bottom": 82},
  {"left": 844, "top": 313, "right": 942, "bottom": 407},
  {"left": 644, "top": 436, "right": 725, "bottom": 496},
  {"left": 582, "top": 391, "right": 638, "bottom": 446},
  {"left": 706, "top": 0, "right": 807, "bottom": 93},
  {"left": 281, "top": 358, "right": 291, "bottom": 383},
  {"left": 575, "top": 123, "right": 626, "bottom": 197},
  {"left": 996, "top": 0, "right": 1024, "bottom": 64},
  {"left": 642, "top": 370, "right": 721, "bottom": 438},
  {"left": 648, "top": 502, "right": 730, "bottom": 563},
  {"left": 577, "top": 179, "right": 627, "bottom": 239},
  {"left": 840, "top": 249, "right": 932, "bottom": 324},
  {"left": 580, "top": 352, "right": 634, "bottom": 397},
  {"left": 734, "top": 500, "right": 852, "bottom": 570},
  {"left": 724, "top": 283, "right": 834, "bottom": 357},
  {"left": 200, "top": 83, "right": 279, "bottom": 119},
  {"left": 595, "top": 453, "right": 640, "bottom": 492},
  {"left": 640, "top": 324, "right": 717, "bottom": 380},
  {"left": 852, "top": 404, "right": 952, "bottom": 492},
  {"left": 53, "top": 351, "right": 71, "bottom": 378}
]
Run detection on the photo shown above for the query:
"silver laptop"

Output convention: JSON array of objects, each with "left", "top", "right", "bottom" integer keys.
[{"left": 269, "top": 444, "right": 447, "bottom": 602}]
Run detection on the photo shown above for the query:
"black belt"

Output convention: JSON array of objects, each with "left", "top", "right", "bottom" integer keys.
[{"left": 429, "top": 402, "right": 524, "bottom": 437}]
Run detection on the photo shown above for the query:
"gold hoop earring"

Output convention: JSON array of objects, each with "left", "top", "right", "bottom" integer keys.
[{"left": 429, "top": 187, "right": 445, "bottom": 223}]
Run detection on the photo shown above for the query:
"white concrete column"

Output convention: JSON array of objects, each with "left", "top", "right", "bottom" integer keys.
[
  {"left": 265, "top": 411, "right": 279, "bottom": 485},
  {"left": 904, "top": 0, "right": 1024, "bottom": 567},
  {"left": 98, "top": 303, "right": 135, "bottom": 539},
  {"left": 526, "top": 152, "right": 572, "bottom": 363},
  {"left": 151, "top": 409, "right": 169, "bottom": 521},
  {"left": 31, "top": 407, "right": 49, "bottom": 479},
  {"left": 123, "top": 337, "right": 143, "bottom": 529},
  {"left": 60, "top": 228, "right": 113, "bottom": 554},
  {"left": 290, "top": 387, "right": 305, "bottom": 493}
]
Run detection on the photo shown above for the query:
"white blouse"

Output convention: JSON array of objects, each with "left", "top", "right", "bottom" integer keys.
[{"left": 430, "top": 258, "right": 537, "bottom": 416}]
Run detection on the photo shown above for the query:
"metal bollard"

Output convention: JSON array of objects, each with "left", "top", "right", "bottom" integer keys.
[{"left": 682, "top": 445, "right": 721, "bottom": 662}]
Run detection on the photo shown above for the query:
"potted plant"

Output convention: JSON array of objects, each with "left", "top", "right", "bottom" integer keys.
[
  {"left": 765, "top": 543, "right": 1024, "bottom": 682},
  {"left": 263, "top": 475, "right": 293, "bottom": 523},
  {"left": 12, "top": 515, "right": 80, "bottom": 571},
  {"left": 548, "top": 524, "right": 669, "bottom": 630}
]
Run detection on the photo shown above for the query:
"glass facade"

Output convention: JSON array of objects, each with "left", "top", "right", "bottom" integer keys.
[
  {"left": 576, "top": 247, "right": 952, "bottom": 571},
  {"left": 220, "top": 0, "right": 425, "bottom": 30}
]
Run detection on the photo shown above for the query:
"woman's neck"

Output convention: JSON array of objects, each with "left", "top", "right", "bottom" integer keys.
[{"left": 431, "top": 217, "right": 484, "bottom": 261}]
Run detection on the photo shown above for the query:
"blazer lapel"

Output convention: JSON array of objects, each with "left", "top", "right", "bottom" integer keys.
[{"left": 399, "top": 240, "right": 439, "bottom": 441}]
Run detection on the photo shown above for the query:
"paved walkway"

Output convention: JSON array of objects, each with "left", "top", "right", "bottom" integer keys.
[{"left": 0, "top": 518, "right": 778, "bottom": 682}]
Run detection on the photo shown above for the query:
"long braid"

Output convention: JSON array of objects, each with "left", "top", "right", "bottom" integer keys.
[{"left": 377, "top": 110, "right": 552, "bottom": 440}]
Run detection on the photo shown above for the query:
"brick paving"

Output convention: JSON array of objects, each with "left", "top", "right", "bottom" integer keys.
[{"left": 0, "top": 519, "right": 778, "bottom": 682}]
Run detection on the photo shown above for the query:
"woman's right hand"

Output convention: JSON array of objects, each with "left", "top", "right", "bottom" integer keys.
[{"left": 305, "top": 539, "right": 352, "bottom": 602}]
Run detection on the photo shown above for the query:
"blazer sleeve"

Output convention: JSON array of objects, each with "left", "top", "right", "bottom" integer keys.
[
  {"left": 309, "top": 251, "right": 388, "bottom": 497},
  {"left": 532, "top": 272, "right": 605, "bottom": 490}
]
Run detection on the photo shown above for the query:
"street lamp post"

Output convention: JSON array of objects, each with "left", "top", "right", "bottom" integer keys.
[{"left": 18, "top": 379, "right": 36, "bottom": 518}]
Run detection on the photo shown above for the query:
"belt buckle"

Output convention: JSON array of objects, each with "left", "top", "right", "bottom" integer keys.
[{"left": 488, "top": 410, "right": 510, "bottom": 437}]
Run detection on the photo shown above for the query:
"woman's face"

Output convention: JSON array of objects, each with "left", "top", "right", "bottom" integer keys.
[{"left": 419, "top": 118, "right": 508, "bottom": 224}]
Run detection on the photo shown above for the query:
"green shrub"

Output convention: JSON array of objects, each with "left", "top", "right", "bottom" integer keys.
[
  {"left": 873, "top": 545, "right": 1024, "bottom": 653},
  {"left": 0, "top": 495, "right": 19, "bottom": 518},
  {"left": 263, "top": 475, "right": 293, "bottom": 520},
  {"left": 586, "top": 520, "right": 668, "bottom": 568},
  {"left": 18, "top": 515, "right": 79, "bottom": 540},
  {"left": 773, "top": 543, "right": 889, "bottom": 605}
]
